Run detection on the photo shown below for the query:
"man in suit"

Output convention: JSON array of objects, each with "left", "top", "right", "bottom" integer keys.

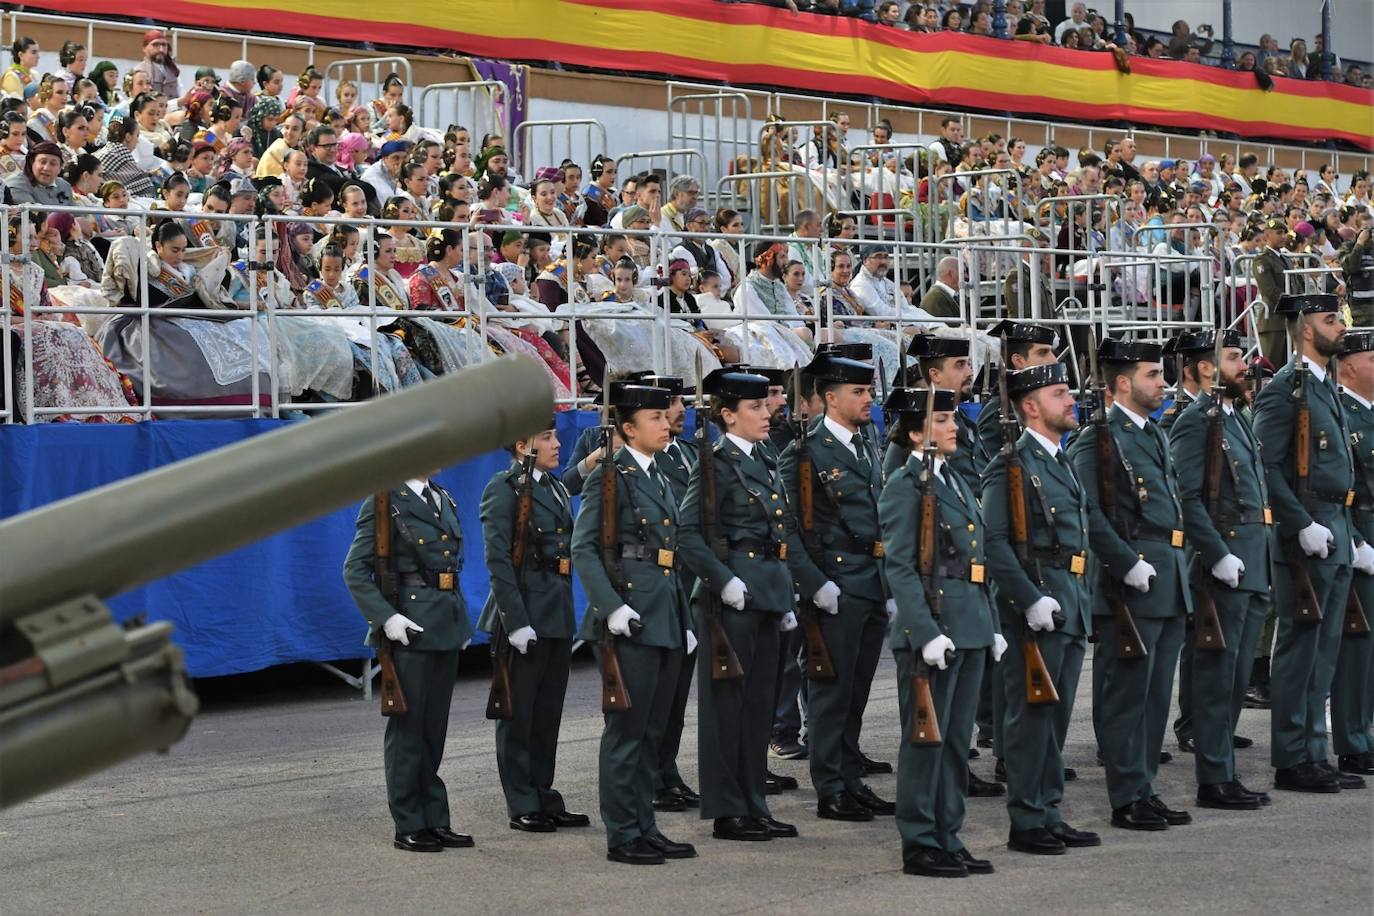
[
  {"left": 780, "top": 353, "right": 895, "bottom": 823},
  {"left": 478, "top": 419, "right": 591, "bottom": 833},
  {"left": 305, "top": 124, "right": 378, "bottom": 213},
  {"left": 1167, "top": 329, "right": 1274, "bottom": 810},
  {"left": 571, "top": 382, "right": 697, "bottom": 865},
  {"left": 1254, "top": 294, "right": 1372, "bottom": 792},
  {"left": 1069, "top": 336, "right": 1193, "bottom": 831},
  {"left": 918, "top": 256, "right": 961, "bottom": 320},
  {"left": 983, "top": 362, "right": 1100, "bottom": 854},
  {"left": 907, "top": 334, "right": 978, "bottom": 483},
  {"left": 343, "top": 475, "right": 473, "bottom": 853}
]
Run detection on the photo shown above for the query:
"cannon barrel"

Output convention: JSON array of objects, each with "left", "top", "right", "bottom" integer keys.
[{"left": 0, "top": 357, "right": 553, "bottom": 619}]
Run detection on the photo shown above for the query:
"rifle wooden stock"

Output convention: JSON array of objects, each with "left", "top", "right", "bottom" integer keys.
[
  {"left": 487, "top": 454, "right": 537, "bottom": 721},
  {"left": 373, "top": 491, "right": 409, "bottom": 717},
  {"left": 796, "top": 428, "right": 837, "bottom": 681},
  {"left": 1291, "top": 362, "right": 1323, "bottom": 625},
  {"left": 597, "top": 427, "right": 639, "bottom": 711},
  {"left": 599, "top": 621, "right": 632, "bottom": 713},
  {"left": 1022, "top": 635, "right": 1060, "bottom": 705},
  {"left": 1191, "top": 576, "right": 1227, "bottom": 653},
  {"left": 1346, "top": 587, "right": 1372, "bottom": 636},
  {"left": 909, "top": 665, "right": 943, "bottom": 746}
]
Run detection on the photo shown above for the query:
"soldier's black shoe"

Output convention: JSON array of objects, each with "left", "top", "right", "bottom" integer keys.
[
  {"left": 851, "top": 784, "right": 896, "bottom": 815},
  {"left": 1048, "top": 821, "right": 1101, "bottom": 847},
  {"left": 1233, "top": 734, "right": 1254, "bottom": 749},
  {"left": 394, "top": 831, "right": 443, "bottom": 852},
  {"left": 1110, "top": 800, "right": 1168, "bottom": 831},
  {"left": 993, "top": 758, "right": 1007, "bottom": 782},
  {"left": 1159, "top": 751, "right": 1174, "bottom": 765},
  {"left": 1232, "top": 780, "right": 1271, "bottom": 806},
  {"left": 968, "top": 767, "right": 1006, "bottom": 797},
  {"left": 764, "top": 774, "right": 782, "bottom": 795},
  {"left": 1243, "top": 684, "right": 1271, "bottom": 709},
  {"left": 903, "top": 847, "right": 968, "bottom": 877},
  {"left": 817, "top": 791, "right": 874, "bottom": 821},
  {"left": 753, "top": 816, "right": 799, "bottom": 838},
  {"left": 1339, "top": 752, "right": 1374, "bottom": 776},
  {"left": 1317, "top": 760, "right": 1366, "bottom": 789},
  {"left": 427, "top": 826, "right": 475, "bottom": 847},
  {"left": 669, "top": 783, "right": 700, "bottom": 807},
  {"left": 1177, "top": 735, "right": 1196, "bottom": 754},
  {"left": 713, "top": 816, "right": 772, "bottom": 841},
  {"left": 1197, "top": 782, "right": 1262, "bottom": 810},
  {"left": 1063, "top": 767, "right": 1078, "bottom": 781},
  {"left": 1274, "top": 763, "right": 1341, "bottom": 793},
  {"left": 653, "top": 789, "right": 687, "bottom": 812},
  {"left": 1146, "top": 795, "right": 1191, "bottom": 825},
  {"left": 645, "top": 831, "right": 697, "bottom": 859},
  {"left": 548, "top": 810, "right": 591, "bottom": 828},
  {"left": 607, "top": 838, "right": 664, "bottom": 865},
  {"left": 768, "top": 770, "right": 799, "bottom": 791},
  {"left": 860, "top": 753, "right": 893, "bottom": 775},
  {"left": 954, "top": 848, "right": 994, "bottom": 874},
  {"left": 1008, "top": 827, "right": 1067, "bottom": 855},
  {"left": 509, "top": 813, "right": 557, "bottom": 833}
]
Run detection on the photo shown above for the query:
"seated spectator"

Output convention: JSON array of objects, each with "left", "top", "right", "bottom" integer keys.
[
  {"left": 1053, "top": 2, "right": 1086, "bottom": 43},
  {"left": 875, "top": 2, "right": 903, "bottom": 28},
  {"left": 940, "top": 9, "right": 962, "bottom": 31},
  {"left": 1167, "top": 20, "right": 1214, "bottom": 59},
  {"left": 0, "top": 110, "right": 26, "bottom": 177},
  {"left": 27, "top": 75, "right": 69, "bottom": 145},
  {"left": 220, "top": 60, "right": 256, "bottom": 116},
  {"left": 285, "top": 66, "right": 327, "bottom": 123},
  {"left": 247, "top": 96, "right": 283, "bottom": 158},
  {"left": 2, "top": 36, "right": 40, "bottom": 100},
  {"left": 134, "top": 29, "right": 179, "bottom": 99},
  {"left": 1288, "top": 39, "right": 1310, "bottom": 79},
  {"left": 5, "top": 142, "right": 75, "bottom": 205},
  {"left": 362, "top": 139, "right": 411, "bottom": 206}
]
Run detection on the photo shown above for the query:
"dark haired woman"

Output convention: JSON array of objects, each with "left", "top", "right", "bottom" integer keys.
[{"left": 2, "top": 36, "right": 39, "bottom": 99}]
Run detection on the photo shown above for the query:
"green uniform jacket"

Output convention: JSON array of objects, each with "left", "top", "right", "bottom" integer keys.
[
  {"left": 1252, "top": 360, "right": 1356, "bottom": 563},
  {"left": 778, "top": 418, "right": 890, "bottom": 604},
  {"left": 1068, "top": 405, "right": 1192, "bottom": 619},
  {"left": 1168, "top": 393, "right": 1273, "bottom": 595},
  {"left": 1157, "top": 389, "right": 1195, "bottom": 435},
  {"left": 678, "top": 436, "right": 804, "bottom": 613},
  {"left": 477, "top": 464, "right": 576, "bottom": 639},
  {"left": 974, "top": 401, "right": 1006, "bottom": 489},
  {"left": 1252, "top": 246, "right": 1289, "bottom": 311},
  {"left": 982, "top": 431, "right": 1093, "bottom": 637},
  {"left": 1003, "top": 261, "right": 1054, "bottom": 321},
  {"left": 879, "top": 455, "right": 998, "bottom": 652},
  {"left": 1343, "top": 391, "right": 1374, "bottom": 545},
  {"left": 342, "top": 485, "right": 472, "bottom": 651},
  {"left": 950, "top": 408, "right": 979, "bottom": 484},
  {"left": 659, "top": 434, "right": 699, "bottom": 498},
  {"left": 882, "top": 439, "right": 909, "bottom": 479},
  {"left": 571, "top": 448, "right": 687, "bottom": 649}
]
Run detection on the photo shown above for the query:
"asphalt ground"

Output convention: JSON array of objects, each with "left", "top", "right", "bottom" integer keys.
[{"left": 3, "top": 650, "right": 1372, "bottom": 915}]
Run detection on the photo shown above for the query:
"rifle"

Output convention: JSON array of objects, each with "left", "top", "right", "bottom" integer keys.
[
  {"left": 598, "top": 384, "right": 639, "bottom": 712},
  {"left": 911, "top": 384, "right": 954, "bottom": 746},
  {"left": 373, "top": 490, "right": 409, "bottom": 717},
  {"left": 792, "top": 366, "right": 837, "bottom": 681},
  {"left": 1087, "top": 329, "right": 1148, "bottom": 660},
  {"left": 1193, "top": 331, "right": 1229, "bottom": 653},
  {"left": 998, "top": 337, "right": 1061, "bottom": 705},
  {"left": 1289, "top": 323, "right": 1324, "bottom": 625},
  {"left": 485, "top": 439, "right": 535, "bottom": 720},
  {"left": 696, "top": 354, "right": 745, "bottom": 680}
]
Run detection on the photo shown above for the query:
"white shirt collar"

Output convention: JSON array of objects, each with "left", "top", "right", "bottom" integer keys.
[
  {"left": 624, "top": 445, "right": 656, "bottom": 474},
  {"left": 405, "top": 478, "right": 429, "bottom": 498},
  {"left": 1222, "top": 401, "right": 1236, "bottom": 415},
  {"left": 1303, "top": 354, "right": 1327, "bottom": 382},
  {"left": 1115, "top": 402, "right": 1149, "bottom": 428},
  {"left": 1346, "top": 389, "right": 1373, "bottom": 410},
  {"left": 725, "top": 432, "right": 755, "bottom": 457},
  {"left": 822, "top": 414, "right": 860, "bottom": 453},
  {"left": 531, "top": 468, "right": 545, "bottom": 482},
  {"left": 931, "top": 456, "right": 947, "bottom": 479},
  {"left": 1026, "top": 427, "right": 1061, "bottom": 456},
  {"left": 933, "top": 280, "right": 958, "bottom": 299}
]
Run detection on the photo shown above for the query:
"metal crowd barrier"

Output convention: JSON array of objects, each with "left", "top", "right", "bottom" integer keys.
[
  {"left": 323, "top": 56, "right": 415, "bottom": 114},
  {"left": 515, "top": 120, "right": 607, "bottom": 186},
  {"left": 417, "top": 81, "right": 509, "bottom": 145}
]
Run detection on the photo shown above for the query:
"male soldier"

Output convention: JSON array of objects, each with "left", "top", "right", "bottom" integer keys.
[
  {"left": 1070, "top": 337, "right": 1193, "bottom": 830},
  {"left": 983, "top": 363, "right": 1099, "bottom": 854},
  {"left": 1254, "top": 294, "right": 1372, "bottom": 793},
  {"left": 478, "top": 419, "right": 591, "bottom": 832},
  {"left": 1167, "top": 329, "right": 1273, "bottom": 810},
  {"left": 1253, "top": 217, "right": 1292, "bottom": 368},
  {"left": 903, "top": 334, "right": 978, "bottom": 482},
  {"left": 1157, "top": 334, "right": 1202, "bottom": 435},
  {"left": 779, "top": 353, "right": 896, "bottom": 822},
  {"left": 755, "top": 366, "right": 791, "bottom": 458},
  {"left": 1335, "top": 331, "right": 1374, "bottom": 778},
  {"left": 343, "top": 473, "right": 473, "bottom": 853},
  {"left": 1003, "top": 229, "right": 1056, "bottom": 321}
]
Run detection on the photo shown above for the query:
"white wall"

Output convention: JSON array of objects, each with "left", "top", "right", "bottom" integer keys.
[{"left": 1125, "top": 0, "right": 1371, "bottom": 64}]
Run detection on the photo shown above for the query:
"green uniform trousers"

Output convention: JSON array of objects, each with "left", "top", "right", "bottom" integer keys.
[
  {"left": 495, "top": 636, "right": 571, "bottom": 818},
  {"left": 697, "top": 606, "right": 779, "bottom": 821},
  {"left": 384, "top": 648, "right": 459, "bottom": 835},
  {"left": 1189, "top": 589, "right": 1269, "bottom": 786},
  {"left": 1332, "top": 571, "right": 1374, "bottom": 756},
  {"left": 657, "top": 643, "right": 696, "bottom": 792},
  {"left": 597, "top": 640, "right": 681, "bottom": 848},
  {"left": 1002, "top": 627, "right": 1086, "bottom": 832},
  {"left": 808, "top": 595, "right": 887, "bottom": 798},
  {"left": 1176, "top": 587, "right": 1269, "bottom": 745},
  {"left": 1270, "top": 561, "right": 1353, "bottom": 768},
  {"left": 895, "top": 647, "right": 985, "bottom": 860},
  {"left": 1092, "top": 614, "right": 1186, "bottom": 809}
]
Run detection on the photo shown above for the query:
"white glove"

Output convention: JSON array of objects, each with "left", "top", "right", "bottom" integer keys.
[
  {"left": 1210, "top": 554, "right": 1245, "bottom": 589},
  {"left": 721, "top": 576, "right": 748, "bottom": 610},
  {"left": 1355, "top": 541, "right": 1374, "bottom": 575},
  {"left": 1026, "top": 596, "right": 1060, "bottom": 632},
  {"left": 462, "top": 639, "right": 471, "bottom": 650},
  {"left": 992, "top": 633, "right": 1008, "bottom": 663},
  {"left": 1298, "top": 521, "right": 1333, "bottom": 558},
  {"left": 814, "top": 581, "right": 841, "bottom": 615},
  {"left": 779, "top": 611, "right": 799, "bottom": 632},
  {"left": 885, "top": 598, "right": 897, "bottom": 622},
  {"left": 382, "top": 613, "right": 423, "bottom": 645},
  {"left": 685, "top": 629, "right": 698, "bottom": 655},
  {"left": 1123, "top": 558, "right": 1156, "bottom": 593},
  {"left": 507, "top": 625, "right": 537, "bottom": 655},
  {"left": 921, "top": 634, "right": 956, "bottom": 670},
  {"left": 607, "top": 604, "right": 641, "bottom": 637}
]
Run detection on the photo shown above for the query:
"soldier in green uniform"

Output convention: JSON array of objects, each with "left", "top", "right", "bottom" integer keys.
[
  {"left": 974, "top": 320, "right": 1060, "bottom": 480},
  {"left": 477, "top": 419, "right": 591, "bottom": 833},
  {"left": 1157, "top": 335, "right": 1201, "bottom": 436},
  {"left": 1253, "top": 218, "right": 1293, "bottom": 369},
  {"left": 983, "top": 363, "right": 1100, "bottom": 854},
  {"left": 880, "top": 387, "right": 1005, "bottom": 878},
  {"left": 1335, "top": 332, "right": 1374, "bottom": 778},
  {"left": 905, "top": 334, "right": 978, "bottom": 482},
  {"left": 1167, "top": 329, "right": 1274, "bottom": 809},
  {"left": 779, "top": 352, "right": 896, "bottom": 823},
  {"left": 343, "top": 475, "right": 474, "bottom": 853},
  {"left": 679, "top": 367, "right": 803, "bottom": 843},
  {"left": 571, "top": 383, "right": 697, "bottom": 865},
  {"left": 1069, "top": 337, "right": 1193, "bottom": 831},
  {"left": 1254, "top": 293, "right": 1372, "bottom": 793}
]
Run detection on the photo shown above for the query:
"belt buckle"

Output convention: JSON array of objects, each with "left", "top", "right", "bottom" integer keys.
[
  {"left": 1170, "top": 529, "right": 1184, "bottom": 548},
  {"left": 777, "top": 543, "right": 788, "bottom": 560},
  {"left": 1070, "top": 553, "right": 1087, "bottom": 575},
  {"left": 657, "top": 548, "right": 675, "bottom": 568},
  {"left": 438, "top": 571, "right": 456, "bottom": 591},
  {"left": 970, "top": 563, "right": 985, "bottom": 584},
  {"left": 1263, "top": 507, "right": 1273, "bottom": 525},
  {"left": 558, "top": 557, "right": 571, "bottom": 576},
  {"left": 872, "top": 540, "right": 885, "bottom": 558},
  {"left": 1347, "top": 490, "right": 1356, "bottom": 507}
]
